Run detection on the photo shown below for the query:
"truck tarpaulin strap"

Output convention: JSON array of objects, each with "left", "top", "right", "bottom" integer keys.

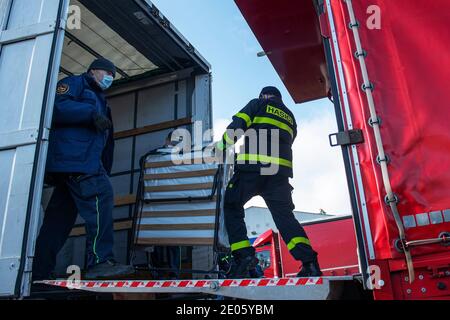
[{"left": 328, "top": 0, "right": 450, "bottom": 275}]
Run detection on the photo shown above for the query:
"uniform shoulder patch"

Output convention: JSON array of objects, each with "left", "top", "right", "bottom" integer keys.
[{"left": 56, "top": 83, "right": 70, "bottom": 95}]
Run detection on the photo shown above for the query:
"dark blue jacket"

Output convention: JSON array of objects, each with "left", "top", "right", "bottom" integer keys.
[{"left": 46, "top": 73, "right": 115, "bottom": 175}]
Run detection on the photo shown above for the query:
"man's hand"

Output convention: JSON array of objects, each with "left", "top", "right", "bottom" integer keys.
[{"left": 93, "top": 113, "right": 112, "bottom": 132}]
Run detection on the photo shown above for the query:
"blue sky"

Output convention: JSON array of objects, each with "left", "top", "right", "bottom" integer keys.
[
  {"left": 153, "top": 0, "right": 332, "bottom": 121},
  {"left": 153, "top": 0, "right": 351, "bottom": 215}
]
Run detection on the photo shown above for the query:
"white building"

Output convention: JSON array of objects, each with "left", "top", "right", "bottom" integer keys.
[{"left": 244, "top": 206, "right": 334, "bottom": 240}]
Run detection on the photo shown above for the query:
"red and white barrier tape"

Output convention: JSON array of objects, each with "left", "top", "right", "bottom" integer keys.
[{"left": 40, "top": 277, "right": 324, "bottom": 291}]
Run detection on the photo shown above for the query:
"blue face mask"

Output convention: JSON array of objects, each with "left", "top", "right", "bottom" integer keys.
[{"left": 98, "top": 74, "right": 114, "bottom": 90}]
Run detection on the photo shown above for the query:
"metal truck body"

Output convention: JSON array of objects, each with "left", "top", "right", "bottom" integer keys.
[
  {"left": 1, "top": 0, "right": 449, "bottom": 300},
  {"left": 0, "top": 0, "right": 212, "bottom": 298}
]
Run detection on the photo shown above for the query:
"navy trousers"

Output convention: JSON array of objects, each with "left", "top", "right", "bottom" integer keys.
[
  {"left": 224, "top": 171, "right": 318, "bottom": 264},
  {"left": 33, "top": 172, "right": 115, "bottom": 280}
]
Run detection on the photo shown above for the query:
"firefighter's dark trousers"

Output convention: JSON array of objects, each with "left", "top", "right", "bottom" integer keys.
[
  {"left": 32, "top": 172, "right": 115, "bottom": 280},
  {"left": 224, "top": 171, "right": 318, "bottom": 263}
]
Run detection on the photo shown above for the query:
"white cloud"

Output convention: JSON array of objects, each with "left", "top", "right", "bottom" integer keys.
[{"left": 214, "top": 114, "right": 352, "bottom": 216}]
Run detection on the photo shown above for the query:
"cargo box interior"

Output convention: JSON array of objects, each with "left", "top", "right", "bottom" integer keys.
[{"left": 41, "top": 0, "right": 215, "bottom": 278}]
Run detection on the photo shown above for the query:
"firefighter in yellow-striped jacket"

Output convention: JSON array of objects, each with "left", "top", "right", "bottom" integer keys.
[{"left": 217, "top": 86, "right": 322, "bottom": 279}]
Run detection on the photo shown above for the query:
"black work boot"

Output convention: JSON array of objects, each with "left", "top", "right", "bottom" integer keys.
[
  {"left": 227, "top": 255, "right": 258, "bottom": 279},
  {"left": 297, "top": 260, "right": 323, "bottom": 277},
  {"left": 85, "top": 260, "right": 135, "bottom": 279}
]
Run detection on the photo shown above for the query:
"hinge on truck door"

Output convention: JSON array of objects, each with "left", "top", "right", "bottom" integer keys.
[{"left": 329, "top": 129, "right": 364, "bottom": 147}]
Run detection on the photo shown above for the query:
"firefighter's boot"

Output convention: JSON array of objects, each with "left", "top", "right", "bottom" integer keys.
[
  {"left": 297, "top": 259, "right": 323, "bottom": 277},
  {"left": 227, "top": 255, "right": 258, "bottom": 279}
]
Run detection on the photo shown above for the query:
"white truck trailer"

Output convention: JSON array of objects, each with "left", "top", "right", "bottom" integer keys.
[{"left": 0, "top": 0, "right": 213, "bottom": 298}]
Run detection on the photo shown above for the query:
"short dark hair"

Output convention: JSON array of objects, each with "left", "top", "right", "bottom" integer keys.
[{"left": 260, "top": 86, "right": 282, "bottom": 99}]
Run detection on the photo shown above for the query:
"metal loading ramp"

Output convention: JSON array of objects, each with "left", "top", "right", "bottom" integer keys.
[{"left": 37, "top": 276, "right": 357, "bottom": 300}]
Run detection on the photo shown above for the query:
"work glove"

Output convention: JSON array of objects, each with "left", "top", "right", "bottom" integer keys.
[{"left": 93, "top": 113, "right": 112, "bottom": 132}]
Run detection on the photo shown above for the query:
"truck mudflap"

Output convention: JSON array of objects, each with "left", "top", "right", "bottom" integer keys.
[{"left": 36, "top": 276, "right": 356, "bottom": 300}]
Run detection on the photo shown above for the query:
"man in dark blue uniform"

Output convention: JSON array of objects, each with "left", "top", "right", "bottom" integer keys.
[
  {"left": 32, "top": 58, "right": 134, "bottom": 280},
  {"left": 218, "top": 86, "right": 322, "bottom": 278}
]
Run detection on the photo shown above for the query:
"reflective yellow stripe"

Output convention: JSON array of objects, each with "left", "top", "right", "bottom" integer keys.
[
  {"left": 236, "top": 154, "right": 293, "bottom": 168},
  {"left": 253, "top": 116, "right": 294, "bottom": 137},
  {"left": 287, "top": 237, "right": 311, "bottom": 251},
  {"left": 231, "top": 240, "right": 252, "bottom": 252},
  {"left": 223, "top": 132, "right": 235, "bottom": 146},
  {"left": 235, "top": 112, "right": 252, "bottom": 128}
]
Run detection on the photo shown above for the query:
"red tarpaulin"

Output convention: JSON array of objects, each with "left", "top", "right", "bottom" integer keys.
[{"left": 237, "top": 0, "right": 450, "bottom": 261}]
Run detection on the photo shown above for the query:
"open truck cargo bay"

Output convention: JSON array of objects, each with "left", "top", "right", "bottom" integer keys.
[{"left": 0, "top": 0, "right": 213, "bottom": 298}]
